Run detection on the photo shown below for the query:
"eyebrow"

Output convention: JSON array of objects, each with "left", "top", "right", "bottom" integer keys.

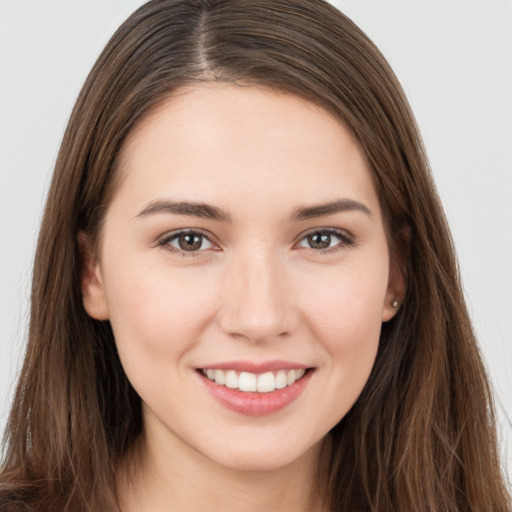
[
  {"left": 136, "top": 200, "right": 232, "bottom": 222},
  {"left": 290, "top": 199, "right": 373, "bottom": 221},
  {"left": 136, "top": 198, "right": 372, "bottom": 223}
]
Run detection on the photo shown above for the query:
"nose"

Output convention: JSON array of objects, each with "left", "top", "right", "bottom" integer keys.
[{"left": 217, "top": 249, "right": 297, "bottom": 343}]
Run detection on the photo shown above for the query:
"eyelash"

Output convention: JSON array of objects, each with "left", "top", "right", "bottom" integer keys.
[
  {"left": 157, "top": 229, "right": 218, "bottom": 257},
  {"left": 295, "top": 228, "right": 355, "bottom": 254},
  {"left": 157, "top": 228, "right": 355, "bottom": 257}
]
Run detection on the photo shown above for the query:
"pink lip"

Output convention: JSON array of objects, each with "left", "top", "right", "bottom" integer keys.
[
  {"left": 198, "top": 359, "right": 309, "bottom": 373},
  {"left": 197, "top": 367, "right": 314, "bottom": 416}
]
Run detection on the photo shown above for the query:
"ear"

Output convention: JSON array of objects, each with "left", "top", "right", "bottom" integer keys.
[
  {"left": 382, "top": 228, "right": 409, "bottom": 322},
  {"left": 77, "top": 231, "right": 110, "bottom": 320}
]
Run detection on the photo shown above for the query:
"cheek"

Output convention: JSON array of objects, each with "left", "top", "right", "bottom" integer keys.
[
  {"left": 299, "top": 261, "right": 387, "bottom": 398},
  {"left": 102, "top": 260, "right": 218, "bottom": 373},
  {"left": 303, "top": 261, "right": 387, "bottom": 342}
]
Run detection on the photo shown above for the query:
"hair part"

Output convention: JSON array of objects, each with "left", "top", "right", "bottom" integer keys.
[{"left": 1, "top": 1, "right": 510, "bottom": 510}]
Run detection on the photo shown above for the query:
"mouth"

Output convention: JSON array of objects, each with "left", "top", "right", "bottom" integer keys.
[
  {"left": 200, "top": 367, "right": 309, "bottom": 393},
  {"left": 196, "top": 365, "right": 315, "bottom": 416}
]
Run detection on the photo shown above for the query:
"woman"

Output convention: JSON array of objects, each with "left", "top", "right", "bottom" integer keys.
[{"left": 0, "top": 0, "right": 510, "bottom": 510}]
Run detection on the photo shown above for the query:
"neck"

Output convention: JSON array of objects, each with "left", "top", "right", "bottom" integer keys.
[{"left": 116, "top": 428, "right": 330, "bottom": 512}]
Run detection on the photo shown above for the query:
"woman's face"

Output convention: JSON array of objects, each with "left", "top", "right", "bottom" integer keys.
[{"left": 82, "top": 84, "right": 403, "bottom": 472}]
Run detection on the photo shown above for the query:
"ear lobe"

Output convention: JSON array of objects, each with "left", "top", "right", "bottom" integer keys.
[
  {"left": 77, "top": 231, "right": 110, "bottom": 320},
  {"left": 382, "top": 259, "right": 406, "bottom": 322},
  {"left": 382, "top": 228, "right": 409, "bottom": 322}
]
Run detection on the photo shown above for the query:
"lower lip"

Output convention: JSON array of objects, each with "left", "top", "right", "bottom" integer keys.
[{"left": 198, "top": 370, "right": 313, "bottom": 416}]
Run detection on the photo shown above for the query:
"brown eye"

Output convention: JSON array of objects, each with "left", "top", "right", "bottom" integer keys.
[
  {"left": 178, "top": 233, "right": 203, "bottom": 251},
  {"left": 297, "top": 229, "right": 354, "bottom": 251},
  {"left": 307, "top": 232, "right": 332, "bottom": 249},
  {"left": 162, "top": 230, "right": 215, "bottom": 254}
]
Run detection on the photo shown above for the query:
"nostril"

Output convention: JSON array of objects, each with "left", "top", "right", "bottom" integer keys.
[{"left": 217, "top": 305, "right": 296, "bottom": 343}]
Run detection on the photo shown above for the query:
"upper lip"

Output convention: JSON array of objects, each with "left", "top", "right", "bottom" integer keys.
[{"left": 197, "top": 360, "right": 311, "bottom": 373}]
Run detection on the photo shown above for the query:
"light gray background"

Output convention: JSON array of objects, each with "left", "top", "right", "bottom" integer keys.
[{"left": 1, "top": 0, "right": 511, "bottom": 478}]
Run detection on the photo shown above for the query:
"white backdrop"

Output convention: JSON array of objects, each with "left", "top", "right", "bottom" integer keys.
[{"left": 1, "top": 0, "right": 511, "bottom": 477}]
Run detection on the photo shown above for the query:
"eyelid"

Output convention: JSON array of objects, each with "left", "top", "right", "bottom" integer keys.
[
  {"left": 155, "top": 226, "right": 354, "bottom": 256},
  {"left": 157, "top": 228, "right": 221, "bottom": 255},
  {"left": 294, "top": 227, "right": 355, "bottom": 252}
]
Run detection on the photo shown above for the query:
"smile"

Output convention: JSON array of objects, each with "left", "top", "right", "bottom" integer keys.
[
  {"left": 201, "top": 368, "right": 307, "bottom": 393},
  {"left": 198, "top": 365, "right": 314, "bottom": 416}
]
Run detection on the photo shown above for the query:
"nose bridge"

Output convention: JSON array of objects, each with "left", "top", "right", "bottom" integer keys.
[{"left": 218, "top": 244, "right": 295, "bottom": 342}]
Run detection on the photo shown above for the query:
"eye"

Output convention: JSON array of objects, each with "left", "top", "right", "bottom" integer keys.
[
  {"left": 296, "top": 229, "right": 354, "bottom": 251},
  {"left": 159, "top": 230, "right": 217, "bottom": 255}
]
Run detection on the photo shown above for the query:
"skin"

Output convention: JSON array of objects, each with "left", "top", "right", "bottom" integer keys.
[{"left": 81, "top": 83, "right": 405, "bottom": 512}]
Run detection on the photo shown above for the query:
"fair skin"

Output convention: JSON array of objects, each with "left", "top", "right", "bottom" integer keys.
[{"left": 81, "top": 83, "right": 404, "bottom": 512}]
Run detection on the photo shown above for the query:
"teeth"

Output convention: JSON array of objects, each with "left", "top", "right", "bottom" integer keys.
[
  {"left": 257, "top": 372, "right": 275, "bottom": 393},
  {"left": 214, "top": 369, "right": 225, "bottom": 385},
  {"left": 239, "top": 372, "right": 257, "bottom": 392},
  {"left": 275, "top": 370, "right": 287, "bottom": 389},
  {"left": 202, "top": 368, "right": 308, "bottom": 393},
  {"left": 225, "top": 370, "right": 238, "bottom": 389}
]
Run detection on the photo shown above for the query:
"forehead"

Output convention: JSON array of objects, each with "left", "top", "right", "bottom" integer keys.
[{"left": 114, "top": 83, "right": 381, "bottom": 221}]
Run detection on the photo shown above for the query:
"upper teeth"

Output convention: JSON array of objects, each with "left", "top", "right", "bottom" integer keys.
[{"left": 202, "top": 368, "right": 306, "bottom": 393}]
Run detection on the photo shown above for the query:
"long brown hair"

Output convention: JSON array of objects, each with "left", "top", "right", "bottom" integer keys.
[{"left": 1, "top": 1, "right": 510, "bottom": 510}]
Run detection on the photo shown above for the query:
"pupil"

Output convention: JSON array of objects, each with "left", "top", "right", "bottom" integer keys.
[
  {"left": 309, "top": 233, "right": 330, "bottom": 249},
  {"left": 179, "top": 234, "right": 202, "bottom": 251}
]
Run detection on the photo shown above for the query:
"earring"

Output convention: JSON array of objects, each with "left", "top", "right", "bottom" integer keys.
[{"left": 391, "top": 300, "right": 399, "bottom": 308}]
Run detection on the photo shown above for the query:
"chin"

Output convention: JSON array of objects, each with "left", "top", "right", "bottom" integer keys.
[{"left": 199, "top": 434, "right": 325, "bottom": 474}]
